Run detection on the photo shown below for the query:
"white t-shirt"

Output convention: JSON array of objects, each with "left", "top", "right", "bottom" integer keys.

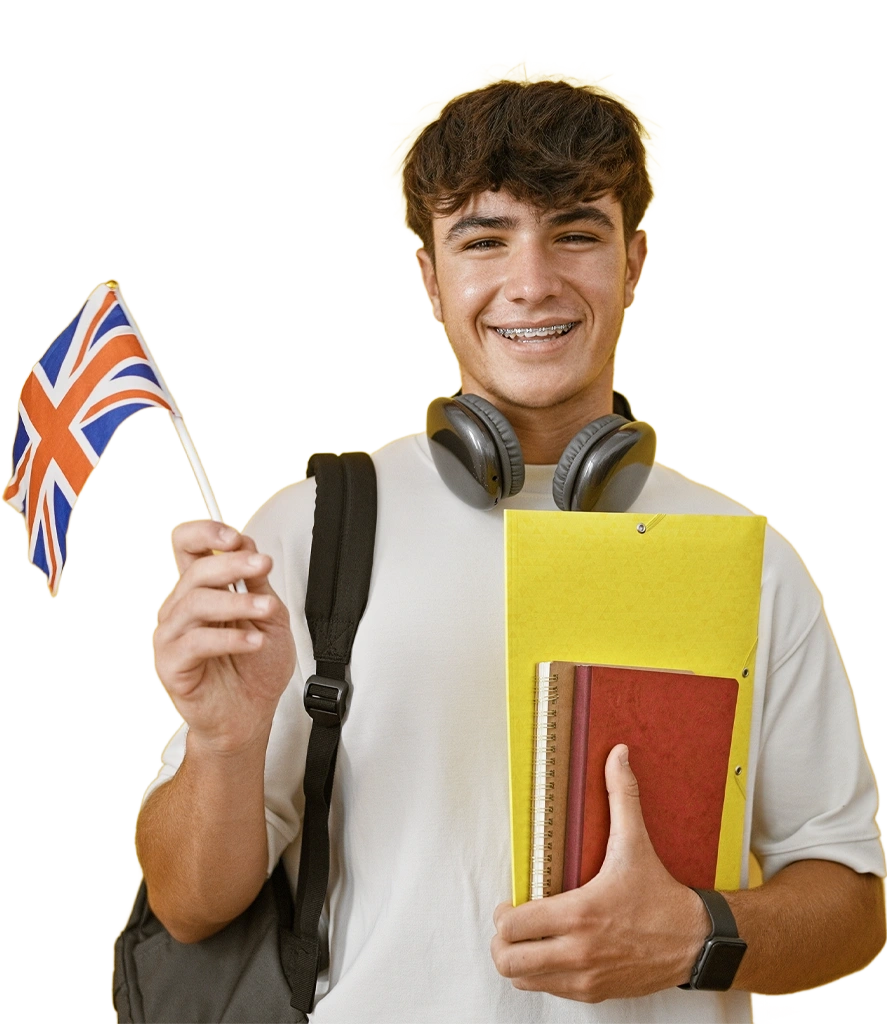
[{"left": 148, "top": 433, "right": 884, "bottom": 1023}]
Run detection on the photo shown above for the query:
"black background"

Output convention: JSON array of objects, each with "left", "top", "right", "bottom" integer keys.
[{"left": 3, "top": 56, "right": 872, "bottom": 1024}]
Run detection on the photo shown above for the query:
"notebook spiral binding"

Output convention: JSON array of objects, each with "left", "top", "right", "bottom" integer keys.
[{"left": 530, "top": 663, "right": 558, "bottom": 900}]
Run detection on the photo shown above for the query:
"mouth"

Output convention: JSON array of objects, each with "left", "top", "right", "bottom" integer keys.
[{"left": 494, "top": 322, "right": 578, "bottom": 343}]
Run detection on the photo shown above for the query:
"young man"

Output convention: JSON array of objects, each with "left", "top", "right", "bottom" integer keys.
[{"left": 140, "top": 80, "right": 885, "bottom": 1021}]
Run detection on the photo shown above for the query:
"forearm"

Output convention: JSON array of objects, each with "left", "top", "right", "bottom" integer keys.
[
  {"left": 136, "top": 727, "right": 273, "bottom": 943},
  {"left": 726, "top": 859, "right": 886, "bottom": 993}
]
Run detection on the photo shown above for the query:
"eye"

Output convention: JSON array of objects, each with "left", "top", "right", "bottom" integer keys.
[
  {"left": 559, "top": 233, "right": 599, "bottom": 245},
  {"left": 464, "top": 238, "right": 503, "bottom": 251}
]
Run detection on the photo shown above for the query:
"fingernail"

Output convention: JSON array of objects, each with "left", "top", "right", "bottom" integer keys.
[
  {"left": 246, "top": 631, "right": 263, "bottom": 647},
  {"left": 253, "top": 595, "right": 271, "bottom": 613},
  {"left": 218, "top": 526, "right": 238, "bottom": 544},
  {"left": 619, "top": 745, "right": 630, "bottom": 767},
  {"left": 248, "top": 553, "right": 265, "bottom": 568}
]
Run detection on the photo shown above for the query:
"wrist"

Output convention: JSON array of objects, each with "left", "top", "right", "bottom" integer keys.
[
  {"left": 675, "top": 885, "right": 713, "bottom": 984},
  {"left": 184, "top": 719, "right": 273, "bottom": 761},
  {"left": 679, "top": 888, "right": 748, "bottom": 991}
]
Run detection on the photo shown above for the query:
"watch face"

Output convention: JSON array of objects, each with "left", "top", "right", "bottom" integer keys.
[{"left": 697, "top": 939, "right": 747, "bottom": 991}]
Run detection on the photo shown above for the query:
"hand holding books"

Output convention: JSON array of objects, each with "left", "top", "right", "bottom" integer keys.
[{"left": 492, "top": 744, "right": 711, "bottom": 1002}]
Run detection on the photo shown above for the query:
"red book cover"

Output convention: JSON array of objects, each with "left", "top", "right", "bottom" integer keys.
[{"left": 578, "top": 666, "right": 738, "bottom": 889}]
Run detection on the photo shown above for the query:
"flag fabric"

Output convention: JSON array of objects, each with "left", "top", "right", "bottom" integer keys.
[{"left": 4, "top": 283, "right": 179, "bottom": 594}]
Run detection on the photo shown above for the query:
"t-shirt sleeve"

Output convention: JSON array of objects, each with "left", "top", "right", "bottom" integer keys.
[
  {"left": 751, "top": 537, "right": 884, "bottom": 880},
  {"left": 141, "top": 722, "right": 188, "bottom": 804}
]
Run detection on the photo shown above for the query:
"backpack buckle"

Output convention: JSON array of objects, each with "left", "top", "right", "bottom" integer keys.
[{"left": 303, "top": 675, "right": 349, "bottom": 726}]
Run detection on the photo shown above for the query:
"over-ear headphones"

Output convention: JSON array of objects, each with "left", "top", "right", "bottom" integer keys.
[{"left": 426, "top": 391, "right": 656, "bottom": 512}]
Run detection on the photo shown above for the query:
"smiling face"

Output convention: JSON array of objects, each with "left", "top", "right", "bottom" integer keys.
[{"left": 417, "top": 190, "right": 647, "bottom": 459}]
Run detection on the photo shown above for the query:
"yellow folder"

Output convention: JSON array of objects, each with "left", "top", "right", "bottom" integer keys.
[{"left": 504, "top": 510, "right": 766, "bottom": 905}]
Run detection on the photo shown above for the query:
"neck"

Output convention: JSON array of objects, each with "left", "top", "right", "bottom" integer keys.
[
  {"left": 515, "top": 405, "right": 613, "bottom": 465},
  {"left": 461, "top": 362, "right": 616, "bottom": 465}
]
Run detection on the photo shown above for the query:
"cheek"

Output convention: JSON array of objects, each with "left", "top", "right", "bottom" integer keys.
[{"left": 442, "top": 268, "right": 498, "bottom": 319}]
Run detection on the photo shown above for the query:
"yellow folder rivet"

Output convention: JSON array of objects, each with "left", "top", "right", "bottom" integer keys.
[
  {"left": 742, "top": 668, "right": 749, "bottom": 678},
  {"left": 735, "top": 766, "right": 743, "bottom": 775},
  {"left": 636, "top": 523, "right": 646, "bottom": 534}
]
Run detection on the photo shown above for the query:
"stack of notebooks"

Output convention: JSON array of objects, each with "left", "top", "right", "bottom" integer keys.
[
  {"left": 530, "top": 661, "right": 739, "bottom": 899},
  {"left": 505, "top": 510, "right": 767, "bottom": 905}
]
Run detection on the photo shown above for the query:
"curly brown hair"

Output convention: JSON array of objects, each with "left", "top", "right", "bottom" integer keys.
[{"left": 403, "top": 79, "right": 653, "bottom": 256}]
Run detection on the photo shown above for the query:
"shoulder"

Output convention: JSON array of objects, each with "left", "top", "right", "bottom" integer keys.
[
  {"left": 245, "top": 476, "right": 316, "bottom": 545},
  {"left": 632, "top": 463, "right": 757, "bottom": 516},
  {"left": 242, "top": 433, "right": 430, "bottom": 550},
  {"left": 637, "top": 464, "right": 822, "bottom": 649}
]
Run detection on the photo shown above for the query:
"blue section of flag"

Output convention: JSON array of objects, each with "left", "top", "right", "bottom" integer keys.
[
  {"left": 53, "top": 483, "right": 71, "bottom": 562},
  {"left": 12, "top": 416, "right": 29, "bottom": 470},
  {"left": 111, "top": 363, "right": 161, "bottom": 387},
  {"left": 39, "top": 305, "right": 84, "bottom": 387},
  {"left": 92, "top": 303, "right": 130, "bottom": 347},
  {"left": 81, "top": 403, "right": 151, "bottom": 456},
  {"left": 33, "top": 523, "right": 49, "bottom": 578}
]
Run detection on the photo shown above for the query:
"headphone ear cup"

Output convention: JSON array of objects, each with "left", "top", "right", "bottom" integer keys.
[
  {"left": 455, "top": 394, "right": 525, "bottom": 498},
  {"left": 426, "top": 395, "right": 525, "bottom": 509},
  {"left": 553, "top": 417, "right": 656, "bottom": 512}
]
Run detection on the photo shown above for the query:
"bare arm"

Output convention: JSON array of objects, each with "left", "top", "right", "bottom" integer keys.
[
  {"left": 491, "top": 745, "right": 885, "bottom": 1002},
  {"left": 728, "top": 858, "right": 885, "bottom": 993},
  {"left": 136, "top": 521, "right": 296, "bottom": 943},
  {"left": 136, "top": 730, "right": 272, "bottom": 944}
]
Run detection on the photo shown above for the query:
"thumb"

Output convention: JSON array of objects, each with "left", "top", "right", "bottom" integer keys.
[{"left": 604, "top": 744, "right": 649, "bottom": 857}]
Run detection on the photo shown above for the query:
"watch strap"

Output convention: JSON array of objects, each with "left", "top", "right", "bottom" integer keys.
[
  {"left": 678, "top": 887, "right": 746, "bottom": 991},
  {"left": 690, "top": 887, "right": 739, "bottom": 939}
]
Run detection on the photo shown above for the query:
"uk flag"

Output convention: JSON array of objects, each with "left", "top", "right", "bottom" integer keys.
[{"left": 4, "top": 283, "right": 178, "bottom": 593}]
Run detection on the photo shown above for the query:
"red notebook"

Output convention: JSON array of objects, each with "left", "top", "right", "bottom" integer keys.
[{"left": 562, "top": 665, "right": 739, "bottom": 891}]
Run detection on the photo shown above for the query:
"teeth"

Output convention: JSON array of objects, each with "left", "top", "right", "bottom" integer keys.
[{"left": 495, "top": 322, "right": 577, "bottom": 341}]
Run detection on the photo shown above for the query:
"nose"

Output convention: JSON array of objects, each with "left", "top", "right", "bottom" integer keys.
[{"left": 502, "top": 242, "right": 563, "bottom": 304}]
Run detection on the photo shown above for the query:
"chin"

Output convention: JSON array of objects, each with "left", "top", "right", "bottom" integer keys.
[{"left": 484, "top": 380, "right": 585, "bottom": 413}]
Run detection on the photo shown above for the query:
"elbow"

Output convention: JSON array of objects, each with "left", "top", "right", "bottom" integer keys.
[
  {"left": 165, "top": 922, "right": 226, "bottom": 945},
  {"left": 862, "top": 877, "right": 886, "bottom": 969},
  {"left": 838, "top": 872, "right": 886, "bottom": 979},
  {"left": 147, "top": 890, "right": 232, "bottom": 945}
]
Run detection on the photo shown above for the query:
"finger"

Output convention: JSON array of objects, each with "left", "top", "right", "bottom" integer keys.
[
  {"left": 494, "top": 892, "right": 574, "bottom": 943},
  {"left": 157, "top": 626, "right": 265, "bottom": 686},
  {"left": 159, "top": 548, "right": 275, "bottom": 625},
  {"left": 492, "top": 901, "right": 512, "bottom": 930},
  {"left": 603, "top": 744, "right": 649, "bottom": 856},
  {"left": 171, "top": 521, "right": 244, "bottom": 575},
  {"left": 178, "top": 546, "right": 272, "bottom": 596},
  {"left": 507, "top": 967, "right": 587, "bottom": 998},
  {"left": 491, "top": 931, "right": 573, "bottom": 980},
  {"left": 230, "top": 535, "right": 276, "bottom": 595},
  {"left": 159, "top": 588, "right": 280, "bottom": 643}
]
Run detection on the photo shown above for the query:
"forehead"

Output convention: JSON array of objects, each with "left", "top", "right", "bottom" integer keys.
[{"left": 432, "top": 190, "right": 624, "bottom": 245}]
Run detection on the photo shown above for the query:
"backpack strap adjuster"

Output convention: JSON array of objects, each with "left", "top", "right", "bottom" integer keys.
[{"left": 303, "top": 675, "right": 349, "bottom": 726}]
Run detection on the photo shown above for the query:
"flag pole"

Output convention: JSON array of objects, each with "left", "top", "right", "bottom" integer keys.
[{"left": 107, "top": 281, "right": 248, "bottom": 594}]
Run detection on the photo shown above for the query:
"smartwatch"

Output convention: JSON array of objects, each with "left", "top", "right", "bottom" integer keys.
[{"left": 679, "top": 887, "right": 747, "bottom": 991}]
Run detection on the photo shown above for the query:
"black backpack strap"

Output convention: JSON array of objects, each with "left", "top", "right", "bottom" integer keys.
[{"left": 286, "top": 452, "right": 377, "bottom": 1015}]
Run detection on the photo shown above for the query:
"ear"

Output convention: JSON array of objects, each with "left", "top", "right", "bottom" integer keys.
[
  {"left": 416, "top": 248, "right": 444, "bottom": 323},
  {"left": 623, "top": 230, "right": 647, "bottom": 309}
]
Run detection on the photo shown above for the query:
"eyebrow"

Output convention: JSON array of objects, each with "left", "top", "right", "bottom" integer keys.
[
  {"left": 444, "top": 215, "right": 518, "bottom": 246},
  {"left": 443, "top": 206, "right": 616, "bottom": 247},
  {"left": 545, "top": 206, "right": 616, "bottom": 231}
]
